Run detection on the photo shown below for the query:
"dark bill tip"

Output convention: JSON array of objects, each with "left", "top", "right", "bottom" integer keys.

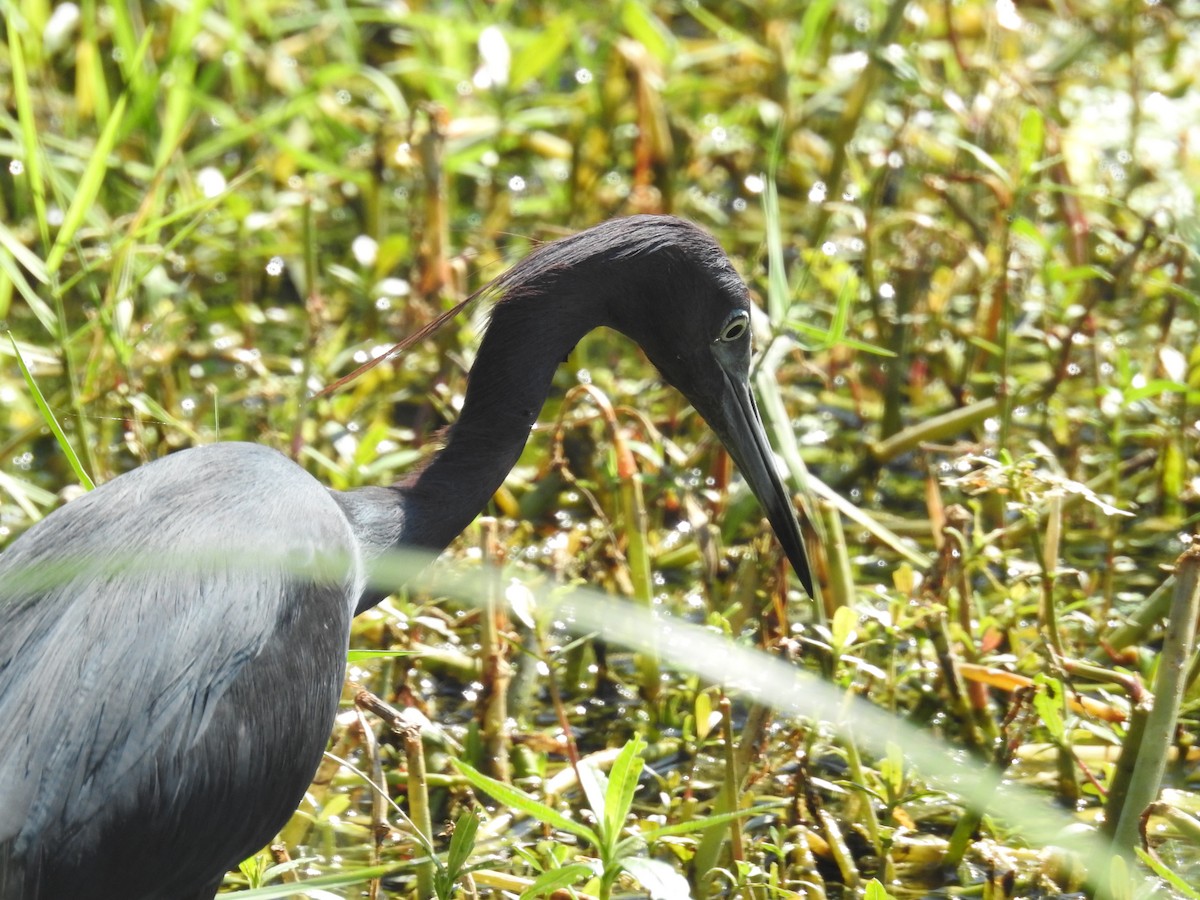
[{"left": 706, "top": 374, "right": 816, "bottom": 599}]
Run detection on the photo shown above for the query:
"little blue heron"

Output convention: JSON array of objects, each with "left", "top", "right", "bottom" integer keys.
[{"left": 0, "top": 215, "right": 813, "bottom": 899}]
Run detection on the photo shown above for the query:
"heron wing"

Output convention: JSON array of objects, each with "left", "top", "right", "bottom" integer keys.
[{"left": 0, "top": 443, "right": 361, "bottom": 893}]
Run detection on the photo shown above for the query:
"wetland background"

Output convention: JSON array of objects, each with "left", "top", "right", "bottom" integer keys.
[{"left": 2, "top": 0, "right": 1200, "bottom": 897}]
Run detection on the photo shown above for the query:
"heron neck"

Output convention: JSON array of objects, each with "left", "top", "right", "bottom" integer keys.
[{"left": 398, "top": 294, "right": 598, "bottom": 553}]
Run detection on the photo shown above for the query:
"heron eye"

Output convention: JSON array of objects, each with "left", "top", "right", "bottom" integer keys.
[{"left": 717, "top": 311, "right": 749, "bottom": 343}]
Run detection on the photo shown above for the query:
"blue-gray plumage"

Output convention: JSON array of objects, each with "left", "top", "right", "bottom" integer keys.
[{"left": 0, "top": 215, "right": 813, "bottom": 899}]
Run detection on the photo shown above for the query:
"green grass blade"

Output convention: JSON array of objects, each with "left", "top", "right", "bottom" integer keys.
[
  {"left": 763, "top": 136, "right": 789, "bottom": 325},
  {"left": 453, "top": 759, "right": 598, "bottom": 845},
  {"left": 6, "top": 332, "right": 94, "bottom": 491},
  {"left": 443, "top": 810, "right": 480, "bottom": 883},
  {"left": 603, "top": 736, "right": 645, "bottom": 852},
  {"left": 1136, "top": 848, "right": 1200, "bottom": 900},
  {"left": 8, "top": 21, "right": 50, "bottom": 249},
  {"left": 634, "top": 801, "right": 784, "bottom": 844},
  {"left": 577, "top": 755, "right": 610, "bottom": 842},
  {"left": 219, "top": 864, "right": 397, "bottom": 898},
  {"left": 0, "top": 228, "right": 56, "bottom": 332},
  {"left": 44, "top": 29, "right": 152, "bottom": 276},
  {"left": 517, "top": 863, "right": 597, "bottom": 900}
]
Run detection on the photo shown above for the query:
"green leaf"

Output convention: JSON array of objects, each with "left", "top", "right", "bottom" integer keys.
[
  {"left": 434, "top": 811, "right": 481, "bottom": 898},
  {"left": 831, "top": 605, "right": 858, "bottom": 655},
  {"left": 1108, "top": 853, "right": 1133, "bottom": 900},
  {"left": 948, "top": 135, "right": 1013, "bottom": 189},
  {"left": 825, "top": 274, "right": 856, "bottom": 346},
  {"left": 763, "top": 148, "right": 789, "bottom": 324},
  {"left": 8, "top": 22, "right": 49, "bottom": 249},
  {"left": 44, "top": 29, "right": 153, "bottom": 276},
  {"left": 1009, "top": 216, "right": 1048, "bottom": 249},
  {"left": 577, "top": 757, "right": 610, "bottom": 842},
  {"left": 0, "top": 221, "right": 48, "bottom": 285},
  {"left": 7, "top": 333, "right": 94, "bottom": 491},
  {"left": 796, "top": 0, "right": 838, "bottom": 63},
  {"left": 1136, "top": 848, "right": 1200, "bottom": 899},
  {"left": 445, "top": 811, "right": 479, "bottom": 878},
  {"left": 453, "top": 759, "right": 598, "bottom": 845},
  {"left": 346, "top": 649, "right": 421, "bottom": 662},
  {"left": 636, "top": 801, "right": 786, "bottom": 842},
  {"left": 517, "top": 863, "right": 598, "bottom": 900},
  {"left": 603, "top": 736, "right": 646, "bottom": 851},
  {"left": 1123, "top": 379, "right": 1187, "bottom": 404},
  {"left": 695, "top": 691, "right": 717, "bottom": 741},
  {"left": 1032, "top": 674, "right": 1065, "bottom": 742},
  {"left": 0, "top": 237, "right": 55, "bottom": 334},
  {"left": 879, "top": 741, "right": 905, "bottom": 797},
  {"left": 220, "top": 864, "right": 397, "bottom": 898},
  {"left": 864, "top": 877, "right": 899, "bottom": 900},
  {"left": 510, "top": 19, "right": 571, "bottom": 88},
  {"left": 1045, "top": 261, "right": 1114, "bottom": 284},
  {"left": 1018, "top": 107, "right": 1044, "bottom": 177},
  {"left": 621, "top": 0, "right": 674, "bottom": 63}
]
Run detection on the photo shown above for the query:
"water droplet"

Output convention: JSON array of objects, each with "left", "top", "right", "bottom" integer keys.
[
  {"left": 8, "top": 159, "right": 24, "bottom": 175},
  {"left": 351, "top": 234, "right": 378, "bottom": 266},
  {"left": 808, "top": 181, "right": 827, "bottom": 203},
  {"left": 196, "top": 167, "right": 226, "bottom": 198},
  {"left": 477, "top": 25, "right": 510, "bottom": 88},
  {"left": 43, "top": 2, "right": 80, "bottom": 52},
  {"left": 575, "top": 68, "right": 593, "bottom": 84},
  {"left": 743, "top": 173, "right": 765, "bottom": 194},
  {"left": 996, "top": 0, "right": 1022, "bottom": 30},
  {"left": 265, "top": 256, "right": 284, "bottom": 276},
  {"left": 508, "top": 175, "right": 526, "bottom": 192}
]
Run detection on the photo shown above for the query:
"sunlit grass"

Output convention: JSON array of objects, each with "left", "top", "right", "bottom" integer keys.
[{"left": 2, "top": 0, "right": 1199, "bottom": 896}]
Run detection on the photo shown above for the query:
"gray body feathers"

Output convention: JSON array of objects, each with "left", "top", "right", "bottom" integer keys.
[{"left": 0, "top": 443, "right": 363, "bottom": 899}]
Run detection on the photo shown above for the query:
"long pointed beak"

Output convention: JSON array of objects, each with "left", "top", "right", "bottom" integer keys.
[{"left": 704, "top": 372, "right": 815, "bottom": 598}]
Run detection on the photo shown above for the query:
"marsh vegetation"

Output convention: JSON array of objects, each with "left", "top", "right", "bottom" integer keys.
[{"left": 2, "top": 0, "right": 1199, "bottom": 897}]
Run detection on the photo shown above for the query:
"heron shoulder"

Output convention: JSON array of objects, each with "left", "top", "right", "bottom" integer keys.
[{"left": 0, "top": 440, "right": 362, "bottom": 879}]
